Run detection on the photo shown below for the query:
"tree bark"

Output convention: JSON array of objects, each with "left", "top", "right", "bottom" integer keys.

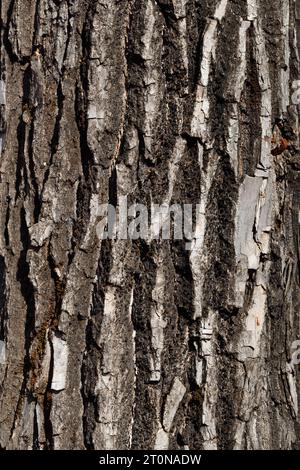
[{"left": 0, "top": 0, "right": 300, "bottom": 450}]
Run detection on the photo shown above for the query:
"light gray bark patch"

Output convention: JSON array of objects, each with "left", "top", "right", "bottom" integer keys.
[
  {"left": 0, "top": 340, "right": 6, "bottom": 364},
  {"left": 0, "top": 80, "right": 5, "bottom": 105},
  {"left": 50, "top": 335, "right": 69, "bottom": 392}
]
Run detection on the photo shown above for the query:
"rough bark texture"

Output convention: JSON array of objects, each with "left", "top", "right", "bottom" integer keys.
[{"left": 1, "top": 0, "right": 300, "bottom": 450}]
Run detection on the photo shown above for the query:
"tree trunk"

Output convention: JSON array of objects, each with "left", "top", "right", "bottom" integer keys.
[{"left": 0, "top": 0, "right": 300, "bottom": 450}]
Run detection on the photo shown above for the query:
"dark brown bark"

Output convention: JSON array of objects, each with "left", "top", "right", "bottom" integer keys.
[{"left": 0, "top": 0, "right": 300, "bottom": 450}]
